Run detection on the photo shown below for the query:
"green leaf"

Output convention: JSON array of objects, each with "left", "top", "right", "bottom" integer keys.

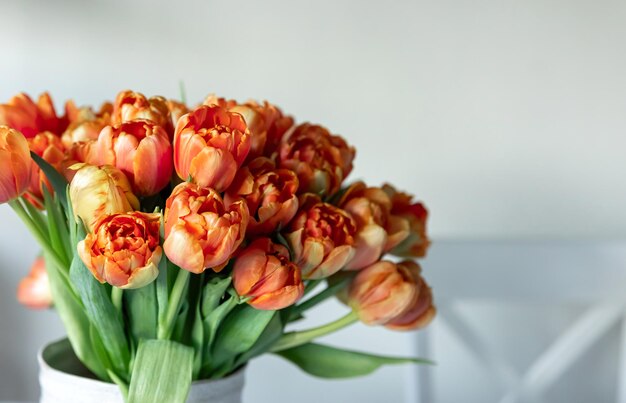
[
  {"left": 69, "top": 255, "right": 130, "bottom": 378},
  {"left": 43, "top": 253, "right": 109, "bottom": 380},
  {"left": 276, "top": 343, "right": 432, "bottom": 378},
  {"left": 234, "top": 311, "right": 283, "bottom": 367},
  {"left": 125, "top": 283, "right": 158, "bottom": 342},
  {"left": 30, "top": 151, "right": 69, "bottom": 211},
  {"left": 211, "top": 305, "right": 276, "bottom": 367},
  {"left": 200, "top": 277, "right": 232, "bottom": 317},
  {"left": 128, "top": 340, "right": 193, "bottom": 403},
  {"left": 200, "top": 295, "right": 238, "bottom": 376},
  {"left": 42, "top": 187, "right": 71, "bottom": 265}
]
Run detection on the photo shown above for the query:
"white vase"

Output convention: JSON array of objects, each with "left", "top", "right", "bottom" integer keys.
[{"left": 39, "top": 339, "right": 245, "bottom": 403}]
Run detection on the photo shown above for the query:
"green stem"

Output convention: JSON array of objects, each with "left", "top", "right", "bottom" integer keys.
[
  {"left": 288, "top": 277, "right": 350, "bottom": 321},
  {"left": 107, "top": 369, "right": 129, "bottom": 400},
  {"left": 158, "top": 269, "right": 190, "bottom": 340},
  {"left": 112, "top": 287, "right": 123, "bottom": 314},
  {"left": 9, "top": 199, "right": 68, "bottom": 274},
  {"left": 303, "top": 279, "right": 323, "bottom": 297},
  {"left": 271, "top": 311, "right": 358, "bottom": 353}
]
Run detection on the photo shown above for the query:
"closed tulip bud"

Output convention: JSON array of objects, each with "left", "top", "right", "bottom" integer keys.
[
  {"left": 0, "top": 126, "right": 32, "bottom": 204},
  {"left": 17, "top": 256, "right": 52, "bottom": 310},
  {"left": 94, "top": 120, "right": 173, "bottom": 196},
  {"left": 278, "top": 123, "right": 355, "bottom": 196},
  {"left": 233, "top": 238, "right": 304, "bottom": 310},
  {"left": 112, "top": 90, "right": 172, "bottom": 134},
  {"left": 26, "top": 131, "right": 65, "bottom": 207},
  {"left": 69, "top": 164, "right": 139, "bottom": 232},
  {"left": 0, "top": 92, "right": 67, "bottom": 137},
  {"left": 225, "top": 157, "right": 299, "bottom": 235},
  {"left": 339, "top": 182, "right": 411, "bottom": 270},
  {"left": 77, "top": 212, "right": 162, "bottom": 289},
  {"left": 173, "top": 105, "right": 250, "bottom": 191},
  {"left": 347, "top": 260, "right": 418, "bottom": 326},
  {"left": 385, "top": 261, "right": 436, "bottom": 331},
  {"left": 284, "top": 194, "right": 356, "bottom": 279},
  {"left": 164, "top": 182, "right": 249, "bottom": 273},
  {"left": 382, "top": 184, "right": 431, "bottom": 258}
]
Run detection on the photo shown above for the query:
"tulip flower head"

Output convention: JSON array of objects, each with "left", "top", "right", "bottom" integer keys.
[
  {"left": 339, "top": 182, "right": 411, "bottom": 270},
  {"left": 164, "top": 182, "right": 249, "bottom": 274},
  {"left": 225, "top": 157, "right": 299, "bottom": 235},
  {"left": 0, "top": 92, "right": 67, "bottom": 138},
  {"left": 0, "top": 126, "right": 32, "bottom": 204},
  {"left": 382, "top": 184, "right": 431, "bottom": 258},
  {"left": 25, "top": 131, "right": 65, "bottom": 206},
  {"left": 278, "top": 123, "right": 355, "bottom": 196},
  {"left": 69, "top": 163, "right": 139, "bottom": 232},
  {"left": 17, "top": 256, "right": 53, "bottom": 310},
  {"left": 173, "top": 105, "right": 251, "bottom": 192},
  {"left": 112, "top": 90, "right": 172, "bottom": 134},
  {"left": 385, "top": 261, "right": 436, "bottom": 331},
  {"left": 347, "top": 260, "right": 419, "bottom": 326},
  {"left": 77, "top": 212, "right": 162, "bottom": 289},
  {"left": 233, "top": 238, "right": 304, "bottom": 310},
  {"left": 284, "top": 194, "right": 357, "bottom": 279},
  {"left": 94, "top": 120, "right": 173, "bottom": 196}
]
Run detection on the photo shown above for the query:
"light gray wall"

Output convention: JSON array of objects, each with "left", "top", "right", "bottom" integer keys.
[{"left": 1, "top": 0, "right": 625, "bottom": 401}]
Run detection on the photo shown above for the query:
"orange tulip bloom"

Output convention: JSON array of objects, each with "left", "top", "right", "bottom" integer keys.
[
  {"left": 164, "top": 182, "right": 249, "bottom": 274},
  {"left": 167, "top": 99, "right": 189, "bottom": 129},
  {"left": 385, "top": 261, "right": 436, "bottom": 331},
  {"left": 224, "top": 157, "right": 299, "bottom": 235},
  {"left": 382, "top": 184, "right": 431, "bottom": 258},
  {"left": 173, "top": 105, "right": 250, "bottom": 192},
  {"left": 0, "top": 126, "right": 32, "bottom": 204},
  {"left": 17, "top": 256, "right": 52, "bottom": 310},
  {"left": 338, "top": 182, "right": 411, "bottom": 270},
  {"left": 233, "top": 238, "right": 304, "bottom": 310},
  {"left": 111, "top": 90, "right": 172, "bottom": 134},
  {"left": 25, "top": 132, "right": 65, "bottom": 207},
  {"left": 347, "top": 260, "right": 418, "bottom": 326},
  {"left": 69, "top": 164, "right": 139, "bottom": 232},
  {"left": 278, "top": 123, "right": 355, "bottom": 196},
  {"left": 77, "top": 212, "right": 162, "bottom": 289},
  {"left": 94, "top": 120, "right": 173, "bottom": 196},
  {"left": 284, "top": 194, "right": 356, "bottom": 279},
  {"left": 0, "top": 92, "right": 67, "bottom": 137}
]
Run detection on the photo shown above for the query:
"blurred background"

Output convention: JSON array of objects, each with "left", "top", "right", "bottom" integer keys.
[{"left": 2, "top": 0, "right": 626, "bottom": 402}]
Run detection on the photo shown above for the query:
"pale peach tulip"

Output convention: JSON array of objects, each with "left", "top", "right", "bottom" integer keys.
[
  {"left": 78, "top": 212, "right": 162, "bottom": 289},
  {"left": 111, "top": 90, "right": 172, "bottom": 134},
  {"left": 164, "top": 182, "right": 249, "bottom": 273},
  {"left": 233, "top": 238, "right": 304, "bottom": 310},
  {"left": 69, "top": 164, "right": 139, "bottom": 232},
  {"left": 385, "top": 261, "right": 436, "bottom": 331}
]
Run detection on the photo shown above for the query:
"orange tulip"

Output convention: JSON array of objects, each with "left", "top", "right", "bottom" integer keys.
[
  {"left": 77, "top": 212, "right": 162, "bottom": 289},
  {"left": 233, "top": 238, "right": 304, "bottom": 310},
  {"left": 164, "top": 182, "right": 249, "bottom": 273},
  {"left": 284, "top": 194, "right": 356, "bottom": 279},
  {"left": 347, "top": 260, "right": 418, "bottom": 326},
  {"left": 25, "top": 131, "right": 65, "bottom": 207},
  {"left": 0, "top": 126, "right": 31, "bottom": 204},
  {"left": 94, "top": 120, "right": 173, "bottom": 196},
  {"left": 17, "top": 256, "right": 52, "bottom": 310},
  {"left": 385, "top": 261, "right": 436, "bottom": 331},
  {"left": 167, "top": 99, "right": 188, "bottom": 129},
  {"left": 338, "top": 182, "right": 411, "bottom": 270},
  {"left": 224, "top": 157, "right": 299, "bottom": 235},
  {"left": 111, "top": 90, "right": 172, "bottom": 134},
  {"left": 173, "top": 105, "right": 250, "bottom": 192},
  {"left": 382, "top": 184, "right": 431, "bottom": 258},
  {"left": 278, "top": 123, "right": 355, "bottom": 196},
  {"left": 0, "top": 92, "right": 67, "bottom": 137},
  {"left": 69, "top": 164, "right": 139, "bottom": 232}
]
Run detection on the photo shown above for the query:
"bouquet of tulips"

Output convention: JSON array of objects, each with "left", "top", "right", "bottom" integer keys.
[{"left": 1, "top": 90, "right": 435, "bottom": 402}]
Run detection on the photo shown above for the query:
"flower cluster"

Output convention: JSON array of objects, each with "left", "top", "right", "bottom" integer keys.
[{"left": 1, "top": 90, "right": 435, "bottom": 329}]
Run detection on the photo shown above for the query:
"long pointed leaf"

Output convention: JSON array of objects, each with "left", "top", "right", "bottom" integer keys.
[
  {"left": 30, "top": 151, "right": 68, "bottom": 211},
  {"left": 276, "top": 343, "right": 432, "bottom": 378},
  {"left": 128, "top": 340, "right": 193, "bottom": 403},
  {"left": 69, "top": 255, "right": 130, "bottom": 378}
]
